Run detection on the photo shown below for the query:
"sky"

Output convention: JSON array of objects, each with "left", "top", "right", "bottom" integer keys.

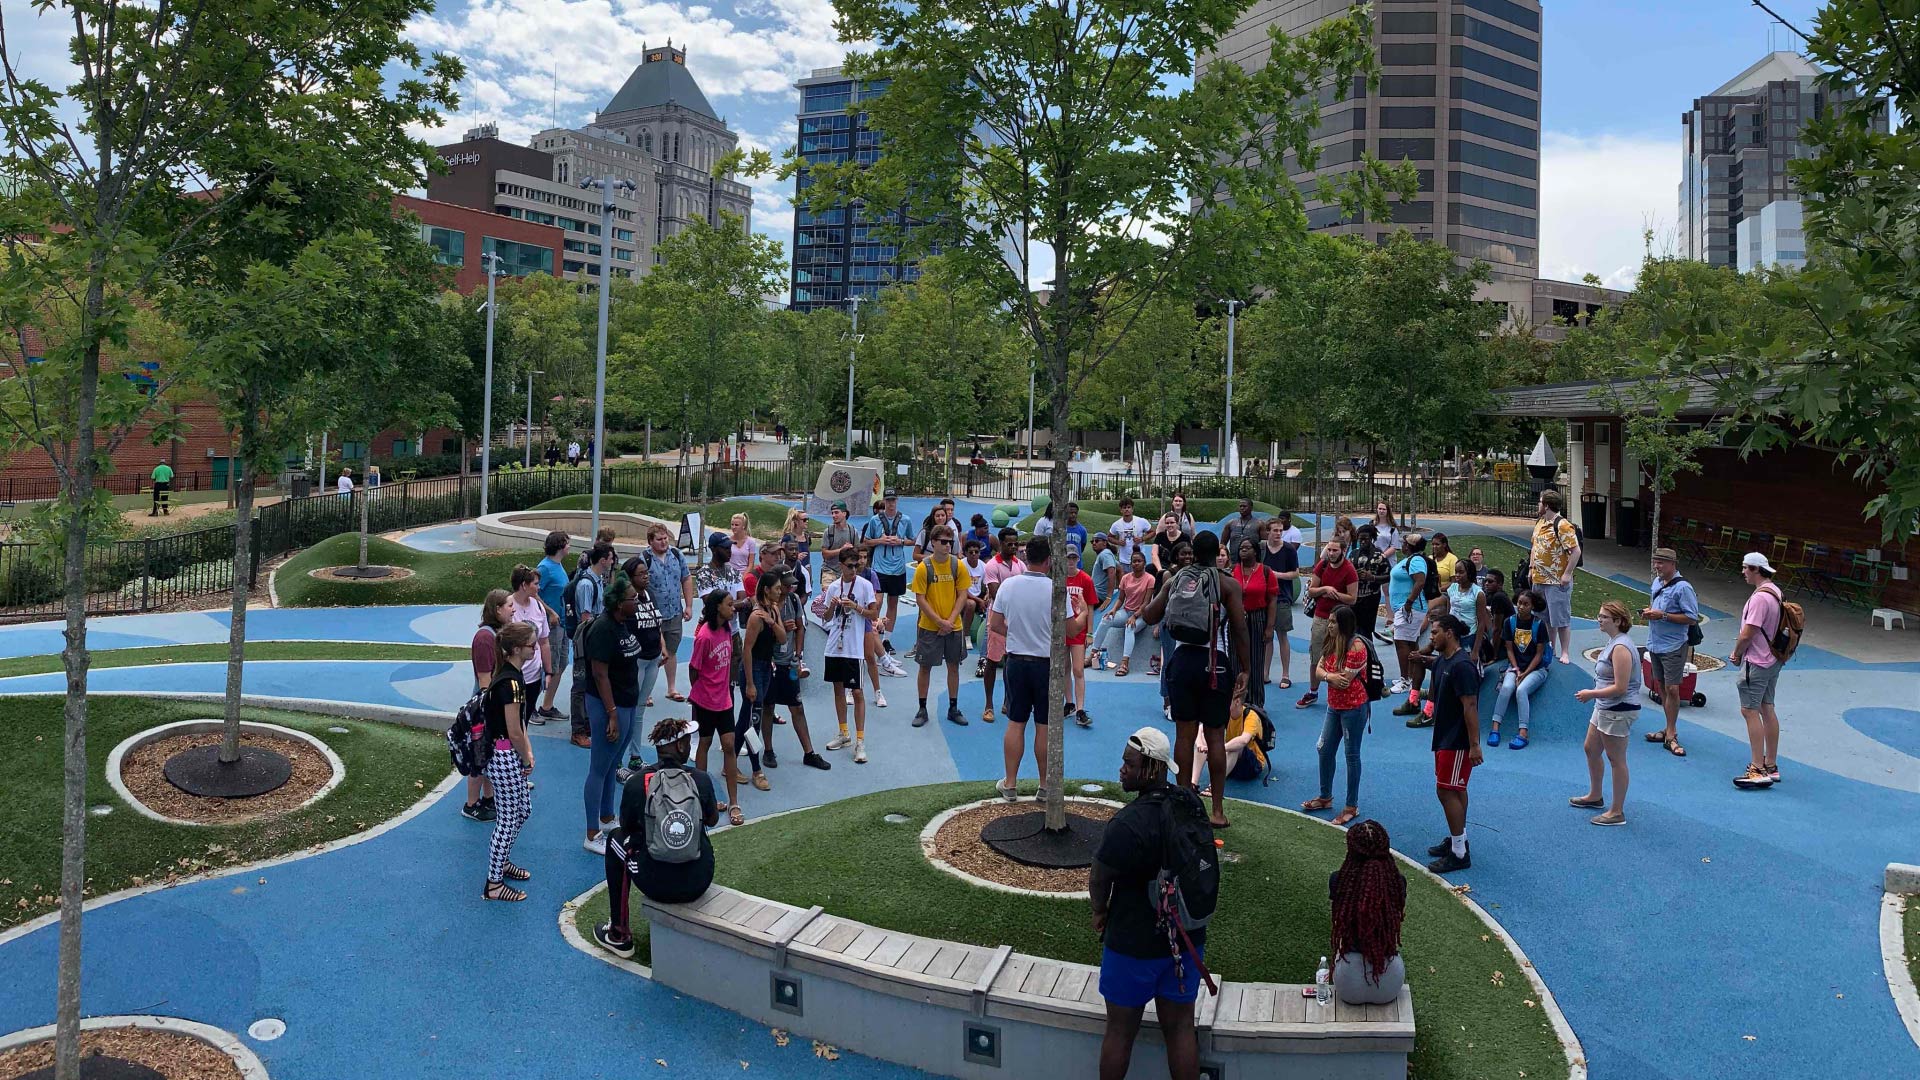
[{"left": 8, "top": 0, "right": 1837, "bottom": 291}]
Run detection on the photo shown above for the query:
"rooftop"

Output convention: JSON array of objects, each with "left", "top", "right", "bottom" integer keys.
[
  {"left": 602, "top": 43, "right": 718, "bottom": 122},
  {"left": 1708, "top": 50, "right": 1823, "bottom": 97}
]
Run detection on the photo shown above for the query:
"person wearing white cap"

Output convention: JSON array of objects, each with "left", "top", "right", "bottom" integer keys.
[
  {"left": 594, "top": 717, "right": 719, "bottom": 959},
  {"left": 1090, "top": 726, "right": 1212, "bottom": 1080},
  {"left": 1731, "top": 552, "right": 1788, "bottom": 789}
]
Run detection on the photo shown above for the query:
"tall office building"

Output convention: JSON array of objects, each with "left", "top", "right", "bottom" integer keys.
[
  {"left": 790, "top": 67, "right": 935, "bottom": 311},
  {"left": 1199, "top": 0, "right": 1543, "bottom": 321},
  {"left": 1678, "top": 51, "right": 1880, "bottom": 273},
  {"left": 428, "top": 43, "right": 751, "bottom": 284}
]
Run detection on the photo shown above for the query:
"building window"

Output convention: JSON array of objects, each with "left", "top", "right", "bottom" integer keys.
[
  {"left": 613, "top": 227, "right": 635, "bottom": 242},
  {"left": 1448, "top": 200, "right": 1537, "bottom": 238},
  {"left": 1380, "top": 11, "right": 1437, "bottom": 34},
  {"left": 341, "top": 441, "right": 367, "bottom": 461},
  {"left": 1450, "top": 169, "right": 1537, "bottom": 208},
  {"left": 1379, "top": 106, "right": 1436, "bottom": 129},
  {"left": 614, "top": 248, "right": 633, "bottom": 261},
  {"left": 391, "top": 437, "right": 415, "bottom": 457},
  {"left": 1450, "top": 77, "right": 1538, "bottom": 121},
  {"left": 1460, "top": 0, "right": 1540, "bottom": 32},
  {"left": 1376, "top": 137, "right": 1435, "bottom": 162},
  {"left": 1596, "top": 424, "right": 1612, "bottom": 445},
  {"left": 1451, "top": 14, "right": 1539, "bottom": 61},
  {"left": 1378, "top": 75, "right": 1436, "bottom": 98},
  {"left": 482, "top": 236, "right": 555, "bottom": 277},
  {"left": 1452, "top": 137, "right": 1538, "bottom": 179},
  {"left": 1450, "top": 107, "right": 1538, "bottom": 150},
  {"left": 1447, "top": 232, "right": 1537, "bottom": 267},
  {"left": 1450, "top": 45, "right": 1538, "bottom": 91},
  {"left": 415, "top": 224, "right": 465, "bottom": 267},
  {"left": 1570, "top": 423, "right": 1586, "bottom": 441}
]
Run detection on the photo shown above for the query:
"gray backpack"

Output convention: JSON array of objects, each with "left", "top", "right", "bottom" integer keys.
[
  {"left": 1164, "top": 565, "right": 1221, "bottom": 647},
  {"left": 644, "top": 765, "right": 704, "bottom": 864}
]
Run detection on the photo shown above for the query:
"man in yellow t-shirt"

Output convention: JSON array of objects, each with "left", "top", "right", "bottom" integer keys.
[{"left": 910, "top": 524, "right": 974, "bottom": 728}]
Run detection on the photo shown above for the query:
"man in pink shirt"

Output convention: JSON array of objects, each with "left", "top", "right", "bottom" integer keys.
[
  {"left": 976, "top": 527, "right": 1027, "bottom": 721},
  {"left": 1730, "top": 552, "right": 1787, "bottom": 789}
]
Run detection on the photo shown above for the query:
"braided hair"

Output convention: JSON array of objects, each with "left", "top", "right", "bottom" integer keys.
[{"left": 1329, "top": 820, "right": 1406, "bottom": 984}]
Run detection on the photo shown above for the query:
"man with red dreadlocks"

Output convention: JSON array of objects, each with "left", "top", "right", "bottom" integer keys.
[{"left": 1328, "top": 819, "right": 1408, "bottom": 1005}]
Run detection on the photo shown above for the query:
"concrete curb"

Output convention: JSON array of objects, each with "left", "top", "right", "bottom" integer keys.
[
  {"left": 104, "top": 719, "right": 346, "bottom": 827},
  {"left": 0, "top": 1014, "right": 269, "bottom": 1077},
  {"left": 1887, "top": 863, "right": 1920, "bottom": 895},
  {"left": 1883, "top": 865, "right": 1920, "bottom": 1051},
  {"left": 918, "top": 796, "right": 1124, "bottom": 900},
  {"left": 559, "top": 881, "right": 655, "bottom": 981}
]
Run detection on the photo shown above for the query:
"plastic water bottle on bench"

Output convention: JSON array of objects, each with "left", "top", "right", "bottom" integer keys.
[{"left": 1315, "top": 956, "right": 1332, "bottom": 1008}]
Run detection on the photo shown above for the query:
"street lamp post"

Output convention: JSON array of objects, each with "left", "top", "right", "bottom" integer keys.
[
  {"left": 581, "top": 175, "right": 636, "bottom": 541},
  {"left": 1221, "top": 299, "right": 1241, "bottom": 477},
  {"left": 845, "top": 295, "right": 863, "bottom": 460},
  {"left": 525, "top": 369, "right": 544, "bottom": 468},
  {"left": 478, "top": 252, "right": 503, "bottom": 518}
]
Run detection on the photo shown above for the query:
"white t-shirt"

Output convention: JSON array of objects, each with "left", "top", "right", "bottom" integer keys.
[
  {"left": 1033, "top": 515, "right": 1056, "bottom": 537},
  {"left": 337, "top": 475, "right": 354, "bottom": 494},
  {"left": 963, "top": 558, "right": 987, "bottom": 598},
  {"left": 821, "top": 574, "right": 877, "bottom": 660},
  {"left": 1280, "top": 526, "right": 1303, "bottom": 546},
  {"left": 992, "top": 571, "right": 1055, "bottom": 658},
  {"left": 1109, "top": 516, "right": 1151, "bottom": 562}
]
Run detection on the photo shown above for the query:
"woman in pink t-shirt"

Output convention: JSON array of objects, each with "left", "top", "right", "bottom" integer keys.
[
  {"left": 1097, "top": 550, "right": 1157, "bottom": 676},
  {"left": 689, "top": 589, "right": 745, "bottom": 824}
]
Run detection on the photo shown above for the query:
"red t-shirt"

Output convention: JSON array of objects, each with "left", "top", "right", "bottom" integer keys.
[
  {"left": 1065, "top": 570, "right": 1096, "bottom": 646},
  {"left": 1310, "top": 558, "right": 1359, "bottom": 619},
  {"left": 1234, "top": 564, "right": 1277, "bottom": 614},
  {"left": 1322, "top": 636, "right": 1371, "bottom": 710}
]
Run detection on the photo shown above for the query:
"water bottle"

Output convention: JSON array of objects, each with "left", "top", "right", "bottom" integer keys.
[{"left": 1314, "top": 956, "right": 1332, "bottom": 1008}]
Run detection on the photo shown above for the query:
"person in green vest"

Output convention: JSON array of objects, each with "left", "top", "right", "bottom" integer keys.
[{"left": 149, "top": 461, "right": 173, "bottom": 516}]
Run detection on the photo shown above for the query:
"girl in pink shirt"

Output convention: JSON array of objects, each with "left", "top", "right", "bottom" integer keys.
[{"left": 689, "top": 590, "right": 745, "bottom": 823}]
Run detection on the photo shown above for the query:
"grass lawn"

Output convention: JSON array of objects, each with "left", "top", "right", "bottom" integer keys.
[
  {"left": 573, "top": 782, "right": 1568, "bottom": 1080},
  {"left": 1015, "top": 498, "right": 1288, "bottom": 537},
  {"left": 531, "top": 494, "right": 788, "bottom": 539},
  {"left": 1444, "top": 532, "right": 1648, "bottom": 621},
  {"left": 1, "top": 696, "right": 449, "bottom": 930},
  {"left": 0, "top": 642, "right": 468, "bottom": 680},
  {"left": 275, "top": 534, "right": 544, "bottom": 608}
]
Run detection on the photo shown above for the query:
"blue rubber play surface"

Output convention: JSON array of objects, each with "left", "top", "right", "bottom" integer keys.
[{"left": 3, "top": 538, "right": 1918, "bottom": 1079}]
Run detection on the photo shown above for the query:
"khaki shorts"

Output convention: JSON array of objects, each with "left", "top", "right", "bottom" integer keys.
[{"left": 1649, "top": 648, "right": 1688, "bottom": 688}]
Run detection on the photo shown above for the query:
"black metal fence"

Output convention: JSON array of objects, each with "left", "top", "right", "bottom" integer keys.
[{"left": 0, "top": 467, "right": 225, "bottom": 506}]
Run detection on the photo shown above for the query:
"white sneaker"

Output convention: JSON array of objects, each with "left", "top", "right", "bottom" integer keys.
[
  {"left": 853, "top": 738, "right": 868, "bottom": 764},
  {"left": 826, "top": 734, "right": 851, "bottom": 751},
  {"left": 875, "top": 689, "right": 889, "bottom": 708},
  {"left": 1389, "top": 678, "right": 1410, "bottom": 695},
  {"left": 881, "top": 655, "right": 907, "bottom": 677},
  {"left": 584, "top": 833, "right": 607, "bottom": 856}
]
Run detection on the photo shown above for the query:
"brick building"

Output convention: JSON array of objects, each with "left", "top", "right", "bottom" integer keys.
[
  {"left": 1492, "top": 379, "right": 1918, "bottom": 613},
  {"left": 394, "top": 193, "right": 565, "bottom": 295}
]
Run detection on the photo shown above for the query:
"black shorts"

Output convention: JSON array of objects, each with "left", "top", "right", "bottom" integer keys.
[
  {"left": 822, "top": 656, "right": 863, "bottom": 689},
  {"left": 767, "top": 664, "right": 804, "bottom": 707},
  {"left": 878, "top": 572, "right": 908, "bottom": 596},
  {"left": 693, "top": 703, "right": 733, "bottom": 736},
  {"left": 1004, "top": 655, "right": 1050, "bottom": 725},
  {"left": 1166, "top": 645, "right": 1232, "bottom": 729}
]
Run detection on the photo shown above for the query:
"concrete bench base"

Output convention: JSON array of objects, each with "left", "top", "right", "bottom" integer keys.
[{"left": 644, "top": 886, "right": 1412, "bottom": 1080}]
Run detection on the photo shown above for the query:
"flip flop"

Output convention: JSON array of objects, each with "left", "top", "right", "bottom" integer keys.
[
  {"left": 1208, "top": 817, "right": 1231, "bottom": 830},
  {"left": 666, "top": 691, "right": 688, "bottom": 703},
  {"left": 728, "top": 806, "right": 745, "bottom": 827},
  {"left": 1278, "top": 678, "right": 1293, "bottom": 689}
]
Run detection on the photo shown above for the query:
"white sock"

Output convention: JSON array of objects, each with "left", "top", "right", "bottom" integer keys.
[{"left": 1449, "top": 833, "right": 1467, "bottom": 857}]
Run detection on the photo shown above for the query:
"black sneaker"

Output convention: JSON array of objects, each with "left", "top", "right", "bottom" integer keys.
[
  {"left": 802, "top": 752, "right": 832, "bottom": 771},
  {"left": 763, "top": 747, "right": 778, "bottom": 769},
  {"left": 1426, "top": 838, "right": 1452, "bottom": 857},
  {"left": 461, "top": 801, "right": 495, "bottom": 822},
  {"left": 1427, "top": 846, "right": 1471, "bottom": 874},
  {"left": 1075, "top": 709, "right": 1091, "bottom": 728},
  {"left": 946, "top": 707, "right": 968, "bottom": 726},
  {"left": 525, "top": 713, "right": 548, "bottom": 726},
  {"left": 912, "top": 706, "right": 930, "bottom": 727},
  {"left": 480, "top": 795, "right": 496, "bottom": 810},
  {"left": 593, "top": 922, "right": 635, "bottom": 959},
  {"left": 537, "top": 705, "right": 566, "bottom": 721}
]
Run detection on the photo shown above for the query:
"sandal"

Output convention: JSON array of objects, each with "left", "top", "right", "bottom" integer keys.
[
  {"left": 501, "top": 862, "right": 531, "bottom": 881},
  {"left": 728, "top": 806, "right": 745, "bottom": 827},
  {"left": 1568, "top": 795, "right": 1605, "bottom": 809},
  {"left": 1116, "top": 660, "right": 1130, "bottom": 676},
  {"left": 752, "top": 773, "right": 770, "bottom": 791},
  {"left": 484, "top": 880, "right": 526, "bottom": 902},
  {"left": 1208, "top": 816, "right": 1231, "bottom": 830},
  {"left": 981, "top": 707, "right": 996, "bottom": 724},
  {"left": 1278, "top": 678, "right": 1292, "bottom": 690},
  {"left": 1643, "top": 731, "right": 1667, "bottom": 743},
  {"left": 1300, "top": 797, "right": 1334, "bottom": 812},
  {"left": 666, "top": 691, "right": 688, "bottom": 703},
  {"left": 1666, "top": 737, "right": 1687, "bottom": 757},
  {"left": 1330, "top": 807, "right": 1359, "bottom": 827}
]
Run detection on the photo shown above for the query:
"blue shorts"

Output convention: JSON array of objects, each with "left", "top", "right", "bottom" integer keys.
[{"left": 1099, "top": 946, "right": 1204, "bottom": 1008}]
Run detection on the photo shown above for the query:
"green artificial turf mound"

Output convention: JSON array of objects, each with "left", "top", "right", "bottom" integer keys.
[
  {"left": 1, "top": 696, "right": 449, "bottom": 930},
  {"left": 0, "top": 641, "right": 468, "bottom": 680},
  {"left": 1442, "top": 532, "right": 1648, "bottom": 621},
  {"left": 530, "top": 494, "right": 788, "bottom": 539},
  {"left": 1906, "top": 900, "right": 1919, "bottom": 994},
  {"left": 275, "top": 534, "right": 543, "bottom": 607},
  {"left": 572, "top": 782, "right": 1568, "bottom": 1080}
]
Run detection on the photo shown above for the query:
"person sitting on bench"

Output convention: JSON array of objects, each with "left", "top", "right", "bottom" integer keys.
[{"left": 593, "top": 717, "right": 718, "bottom": 958}]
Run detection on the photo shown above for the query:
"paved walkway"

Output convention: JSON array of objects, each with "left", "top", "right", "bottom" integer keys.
[{"left": 2, "top": 536, "right": 1917, "bottom": 1079}]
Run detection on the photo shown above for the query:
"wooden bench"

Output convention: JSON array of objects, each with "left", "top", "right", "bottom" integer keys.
[{"left": 643, "top": 885, "right": 1413, "bottom": 1080}]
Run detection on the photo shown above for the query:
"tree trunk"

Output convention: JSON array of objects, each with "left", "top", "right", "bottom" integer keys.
[
  {"left": 1651, "top": 484, "right": 1663, "bottom": 581},
  {"left": 700, "top": 433, "right": 712, "bottom": 514},
  {"left": 54, "top": 327, "right": 104, "bottom": 1080},
  {"left": 220, "top": 462, "right": 256, "bottom": 762},
  {"left": 357, "top": 451, "right": 372, "bottom": 569},
  {"left": 1044, "top": 437, "right": 1070, "bottom": 831},
  {"left": 1313, "top": 430, "right": 1324, "bottom": 548}
]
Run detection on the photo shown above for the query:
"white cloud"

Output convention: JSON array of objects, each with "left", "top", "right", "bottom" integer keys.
[{"left": 1538, "top": 130, "right": 1676, "bottom": 290}]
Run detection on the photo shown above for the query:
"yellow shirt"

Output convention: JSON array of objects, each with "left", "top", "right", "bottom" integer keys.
[
  {"left": 1530, "top": 516, "right": 1579, "bottom": 583},
  {"left": 911, "top": 555, "right": 973, "bottom": 632},
  {"left": 1434, "top": 551, "right": 1460, "bottom": 586}
]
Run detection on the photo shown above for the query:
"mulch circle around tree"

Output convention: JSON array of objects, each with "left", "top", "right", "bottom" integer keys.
[
  {"left": 929, "top": 800, "right": 1117, "bottom": 894},
  {"left": 308, "top": 565, "right": 414, "bottom": 583},
  {"left": 0, "top": 1028, "right": 241, "bottom": 1080},
  {"left": 122, "top": 730, "right": 332, "bottom": 825}
]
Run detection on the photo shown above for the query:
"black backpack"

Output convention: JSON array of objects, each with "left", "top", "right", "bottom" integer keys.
[
  {"left": 1148, "top": 786, "right": 1220, "bottom": 994},
  {"left": 445, "top": 686, "right": 492, "bottom": 776},
  {"left": 563, "top": 567, "right": 602, "bottom": 637},
  {"left": 1358, "top": 635, "right": 1388, "bottom": 701},
  {"left": 1411, "top": 553, "right": 1442, "bottom": 602}
]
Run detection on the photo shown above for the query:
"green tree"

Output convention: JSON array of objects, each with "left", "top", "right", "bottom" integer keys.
[
  {"left": 784, "top": 0, "right": 1410, "bottom": 828},
  {"left": 1070, "top": 287, "right": 1203, "bottom": 506},
  {"left": 760, "top": 306, "right": 852, "bottom": 475},
  {"left": 0, "top": 2, "right": 458, "bottom": 1071},
  {"left": 861, "top": 257, "right": 1026, "bottom": 460},
  {"left": 496, "top": 272, "right": 593, "bottom": 455}
]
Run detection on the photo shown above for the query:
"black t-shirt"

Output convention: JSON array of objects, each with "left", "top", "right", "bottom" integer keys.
[
  {"left": 618, "top": 762, "right": 718, "bottom": 901},
  {"left": 1351, "top": 542, "right": 1390, "bottom": 599},
  {"left": 483, "top": 670, "right": 526, "bottom": 744},
  {"left": 585, "top": 610, "right": 643, "bottom": 707},
  {"left": 1095, "top": 784, "right": 1206, "bottom": 959},
  {"left": 1262, "top": 543, "right": 1300, "bottom": 604},
  {"left": 1428, "top": 650, "right": 1481, "bottom": 752}
]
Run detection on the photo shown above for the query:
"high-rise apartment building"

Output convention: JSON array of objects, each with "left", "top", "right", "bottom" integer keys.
[
  {"left": 1679, "top": 51, "right": 1879, "bottom": 272},
  {"left": 428, "top": 44, "right": 751, "bottom": 285},
  {"left": 791, "top": 68, "right": 931, "bottom": 311},
  {"left": 1199, "top": 0, "right": 1543, "bottom": 320}
]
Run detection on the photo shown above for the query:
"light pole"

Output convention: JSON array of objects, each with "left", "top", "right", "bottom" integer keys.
[
  {"left": 525, "top": 369, "right": 544, "bottom": 467},
  {"left": 478, "top": 252, "right": 503, "bottom": 518},
  {"left": 1221, "top": 298, "right": 1241, "bottom": 477},
  {"left": 845, "top": 295, "right": 863, "bottom": 460},
  {"left": 580, "top": 176, "right": 636, "bottom": 541}
]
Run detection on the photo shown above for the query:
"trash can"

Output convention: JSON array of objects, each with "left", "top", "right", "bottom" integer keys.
[
  {"left": 1615, "top": 497, "right": 1642, "bottom": 547},
  {"left": 290, "top": 476, "right": 312, "bottom": 499},
  {"left": 1580, "top": 492, "right": 1608, "bottom": 541}
]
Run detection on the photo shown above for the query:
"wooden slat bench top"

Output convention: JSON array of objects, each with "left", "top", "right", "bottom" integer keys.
[{"left": 1209, "top": 982, "right": 1416, "bottom": 1053}]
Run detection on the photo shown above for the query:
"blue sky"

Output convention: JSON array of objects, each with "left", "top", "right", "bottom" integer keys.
[{"left": 10, "top": 0, "right": 1837, "bottom": 289}]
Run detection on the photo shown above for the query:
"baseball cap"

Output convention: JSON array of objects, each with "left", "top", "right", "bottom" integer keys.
[
  {"left": 883, "top": 489, "right": 898, "bottom": 499},
  {"left": 708, "top": 533, "right": 732, "bottom": 554},
  {"left": 1742, "top": 551, "right": 1774, "bottom": 574},
  {"left": 831, "top": 500, "right": 849, "bottom": 512},
  {"left": 1652, "top": 547, "right": 1678, "bottom": 563},
  {"left": 649, "top": 718, "right": 694, "bottom": 746},
  {"left": 1127, "top": 727, "right": 1172, "bottom": 764}
]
